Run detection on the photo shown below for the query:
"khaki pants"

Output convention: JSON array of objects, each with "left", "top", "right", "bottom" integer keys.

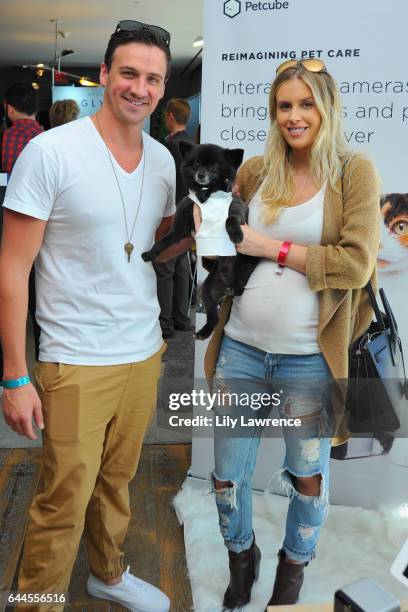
[{"left": 18, "top": 346, "right": 164, "bottom": 608}]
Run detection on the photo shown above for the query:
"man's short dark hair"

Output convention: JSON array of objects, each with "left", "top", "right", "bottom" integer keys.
[
  {"left": 166, "top": 98, "right": 191, "bottom": 125},
  {"left": 4, "top": 82, "right": 39, "bottom": 115},
  {"left": 104, "top": 29, "right": 171, "bottom": 79}
]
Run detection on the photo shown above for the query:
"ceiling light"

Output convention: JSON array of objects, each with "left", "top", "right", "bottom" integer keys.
[
  {"left": 36, "top": 63, "right": 44, "bottom": 68},
  {"left": 193, "top": 36, "right": 203, "bottom": 48},
  {"left": 79, "top": 77, "right": 99, "bottom": 87},
  {"left": 31, "top": 82, "right": 40, "bottom": 90}
]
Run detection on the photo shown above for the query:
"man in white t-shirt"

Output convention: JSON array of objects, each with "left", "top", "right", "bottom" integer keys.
[{"left": 0, "top": 22, "right": 175, "bottom": 612}]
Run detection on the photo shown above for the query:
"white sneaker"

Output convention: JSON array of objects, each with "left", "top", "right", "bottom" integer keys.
[{"left": 86, "top": 566, "right": 170, "bottom": 612}]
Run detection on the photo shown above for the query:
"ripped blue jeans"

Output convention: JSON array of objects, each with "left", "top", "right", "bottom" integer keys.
[{"left": 212, "top": 335, "right": 333, "bottom": 563}]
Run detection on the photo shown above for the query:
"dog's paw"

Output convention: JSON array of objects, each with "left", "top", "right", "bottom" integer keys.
[
  {"left": 141, "top": 250, "right": 155, "bottom": 262},
  {"left": 229, "top": 228, "right": 244, "bottom": 244},
  {"left": 194, "top": 325, "right": 212, "bottom": 340},
  {"left": 226, "top": 218, "right": 244, "bottom": 244}
]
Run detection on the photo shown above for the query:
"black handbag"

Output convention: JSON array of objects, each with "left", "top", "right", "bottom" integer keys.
[{"left": 346, "top": 282, "right": 408, "bottom": 434}]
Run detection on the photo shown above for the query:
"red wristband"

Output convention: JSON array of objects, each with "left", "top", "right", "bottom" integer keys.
[
  {"left": 277, "top": 240, "right": 292, "bottom": 265},
  {"left": 276, "top": 241, "right": 292, "bottom": 274}
]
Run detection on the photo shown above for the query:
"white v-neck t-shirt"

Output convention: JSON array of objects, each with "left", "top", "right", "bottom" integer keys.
[
  {"left": 3, "top": 116, "right": 176, "bottom": 365},
  {"left": 225, "top": 185, "right": 324, "bottom": 354}
]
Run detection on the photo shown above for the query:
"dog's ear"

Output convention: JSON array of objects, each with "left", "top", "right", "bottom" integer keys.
[
  {"left": 178, "top": 141, "right": 195, "bottom": 158},
  {"left": 224, "top": 148, "right": 244, "bottom": 170}
]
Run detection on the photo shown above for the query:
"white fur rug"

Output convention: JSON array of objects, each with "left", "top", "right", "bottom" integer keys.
[{"left": 173, "top": 478, "right": 408, "bottom": 611}]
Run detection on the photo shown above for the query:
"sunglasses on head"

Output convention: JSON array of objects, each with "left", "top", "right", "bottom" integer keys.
[
  {"left": 115, "top": 20, "right": 171, "bottom": 47},
  {"left": 276, "top": 58, "right": 327, "bottom": 76}
]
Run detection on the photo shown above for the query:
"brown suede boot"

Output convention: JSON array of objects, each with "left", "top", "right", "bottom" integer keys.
[
  {"left": 265, "top": 549, "right": 308, "bottom": 608},
  {"left": 223, "top": 536, "right": 261, "bottom": 610}
]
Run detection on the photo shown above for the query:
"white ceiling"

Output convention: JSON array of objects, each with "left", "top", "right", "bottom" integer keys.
[{"left": 0, "top": 0, "right": 203, "bottom": 70}]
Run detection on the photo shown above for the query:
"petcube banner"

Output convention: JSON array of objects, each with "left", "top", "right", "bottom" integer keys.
[
  {"left": 202, "top": 0, "right": 408, "bottom": 190},
  {"left": 199, "top": 0, "right": 408, "bottom": 357},
  {"left": 191, "top": 0, "right": 408, "bottom": 481}
]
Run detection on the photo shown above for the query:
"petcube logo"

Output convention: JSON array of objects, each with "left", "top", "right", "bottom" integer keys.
[
  {"left": 224, "top": 0, "right": 241, "bottom": 18},
  {"left": 223, "top": 0, "right": 290, "bottom": 17}
]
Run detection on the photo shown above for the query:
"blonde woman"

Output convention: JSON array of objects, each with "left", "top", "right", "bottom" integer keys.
[{"left": 204, "top": 59, "right": 380, "bottom": 609}]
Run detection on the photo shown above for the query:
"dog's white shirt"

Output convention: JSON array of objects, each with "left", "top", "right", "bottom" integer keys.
[{"left": 189, "top": 190, "right": 237, "bottom": 256}]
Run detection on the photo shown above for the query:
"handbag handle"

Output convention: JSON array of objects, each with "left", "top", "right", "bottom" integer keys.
[
  {"left": 379, "top": 287, "right": 399, "bottom": 337},
  {"left": 365, "top": 281, "right": 386, "bottom": 331},
  {"left": 367, "top": 283, "right": 408, "bottom": 396}
]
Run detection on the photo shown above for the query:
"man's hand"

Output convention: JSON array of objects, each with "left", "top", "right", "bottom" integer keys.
[
  {"left": 2, "top": 383, "right": 44, "bottom": 440},
  {"left": 155, "top": 236, "right": 195, "bottom": 262},
  {"left": 232, "top": 182, "right": 241, "bottom": 198}
]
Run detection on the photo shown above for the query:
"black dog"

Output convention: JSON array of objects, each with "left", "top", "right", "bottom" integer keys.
[{"left": 142, "top": 142, "right": 258, "bottom": 339}]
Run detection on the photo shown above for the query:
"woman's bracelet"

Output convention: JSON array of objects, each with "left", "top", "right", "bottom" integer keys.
[
  {"left": 0, "top": 375, "right": 31, "bottom": 389},
  {"left": 276, "top": 241, "right": 292, "bottom": 275}
]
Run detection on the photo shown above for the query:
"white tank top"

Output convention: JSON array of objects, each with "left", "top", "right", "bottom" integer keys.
[{"left": 224, "top": 185, "right": 325, "bottom": 354}]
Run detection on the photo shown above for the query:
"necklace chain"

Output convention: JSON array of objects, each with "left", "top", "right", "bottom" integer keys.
[
  {"left": 94, "top": 113, "right": 145, "bottom": 262},
  {"left": 295, "top": 171, "right": 311, "bottom": 195}
]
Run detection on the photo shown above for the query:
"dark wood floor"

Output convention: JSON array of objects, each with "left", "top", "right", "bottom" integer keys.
[
  {"left": 0, "top": 447, "right": 42, "bottom": 608},
  {"left": 0, "top": 444, "right": 193, "bottom": 611}
]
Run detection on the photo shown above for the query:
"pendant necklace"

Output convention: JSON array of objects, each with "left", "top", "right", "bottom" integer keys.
[
  {"left": 295, "top": 171, "right": 311, "bottom": 195},
  {"left": 95, "top": 113, "right": 145, "bottom": 262}
]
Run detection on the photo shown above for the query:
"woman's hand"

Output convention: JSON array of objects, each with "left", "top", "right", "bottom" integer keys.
[
  {"left": 236, "top": 224, "right": 277, "bottom": 258},
  {"left": 236, "top": 225, "right": 308, "bottom": 273}
]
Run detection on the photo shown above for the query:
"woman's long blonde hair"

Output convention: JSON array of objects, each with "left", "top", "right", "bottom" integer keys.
[{"left": 261, "top": 63, "right": 351, "bottom": 224}]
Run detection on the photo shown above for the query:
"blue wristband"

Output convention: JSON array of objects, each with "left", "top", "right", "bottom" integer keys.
[{"left": 0, "top": 375, "right": 30, "bottom": 389}]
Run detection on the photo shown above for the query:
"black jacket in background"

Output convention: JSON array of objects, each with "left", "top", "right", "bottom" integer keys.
[{"left": 165, "top": 129, "right": 193, "bottom": 204}]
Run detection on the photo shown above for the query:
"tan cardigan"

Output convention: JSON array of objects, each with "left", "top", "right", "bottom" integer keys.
[{"left": 204, "top": 155, "right": 381, "bottom": 442}]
